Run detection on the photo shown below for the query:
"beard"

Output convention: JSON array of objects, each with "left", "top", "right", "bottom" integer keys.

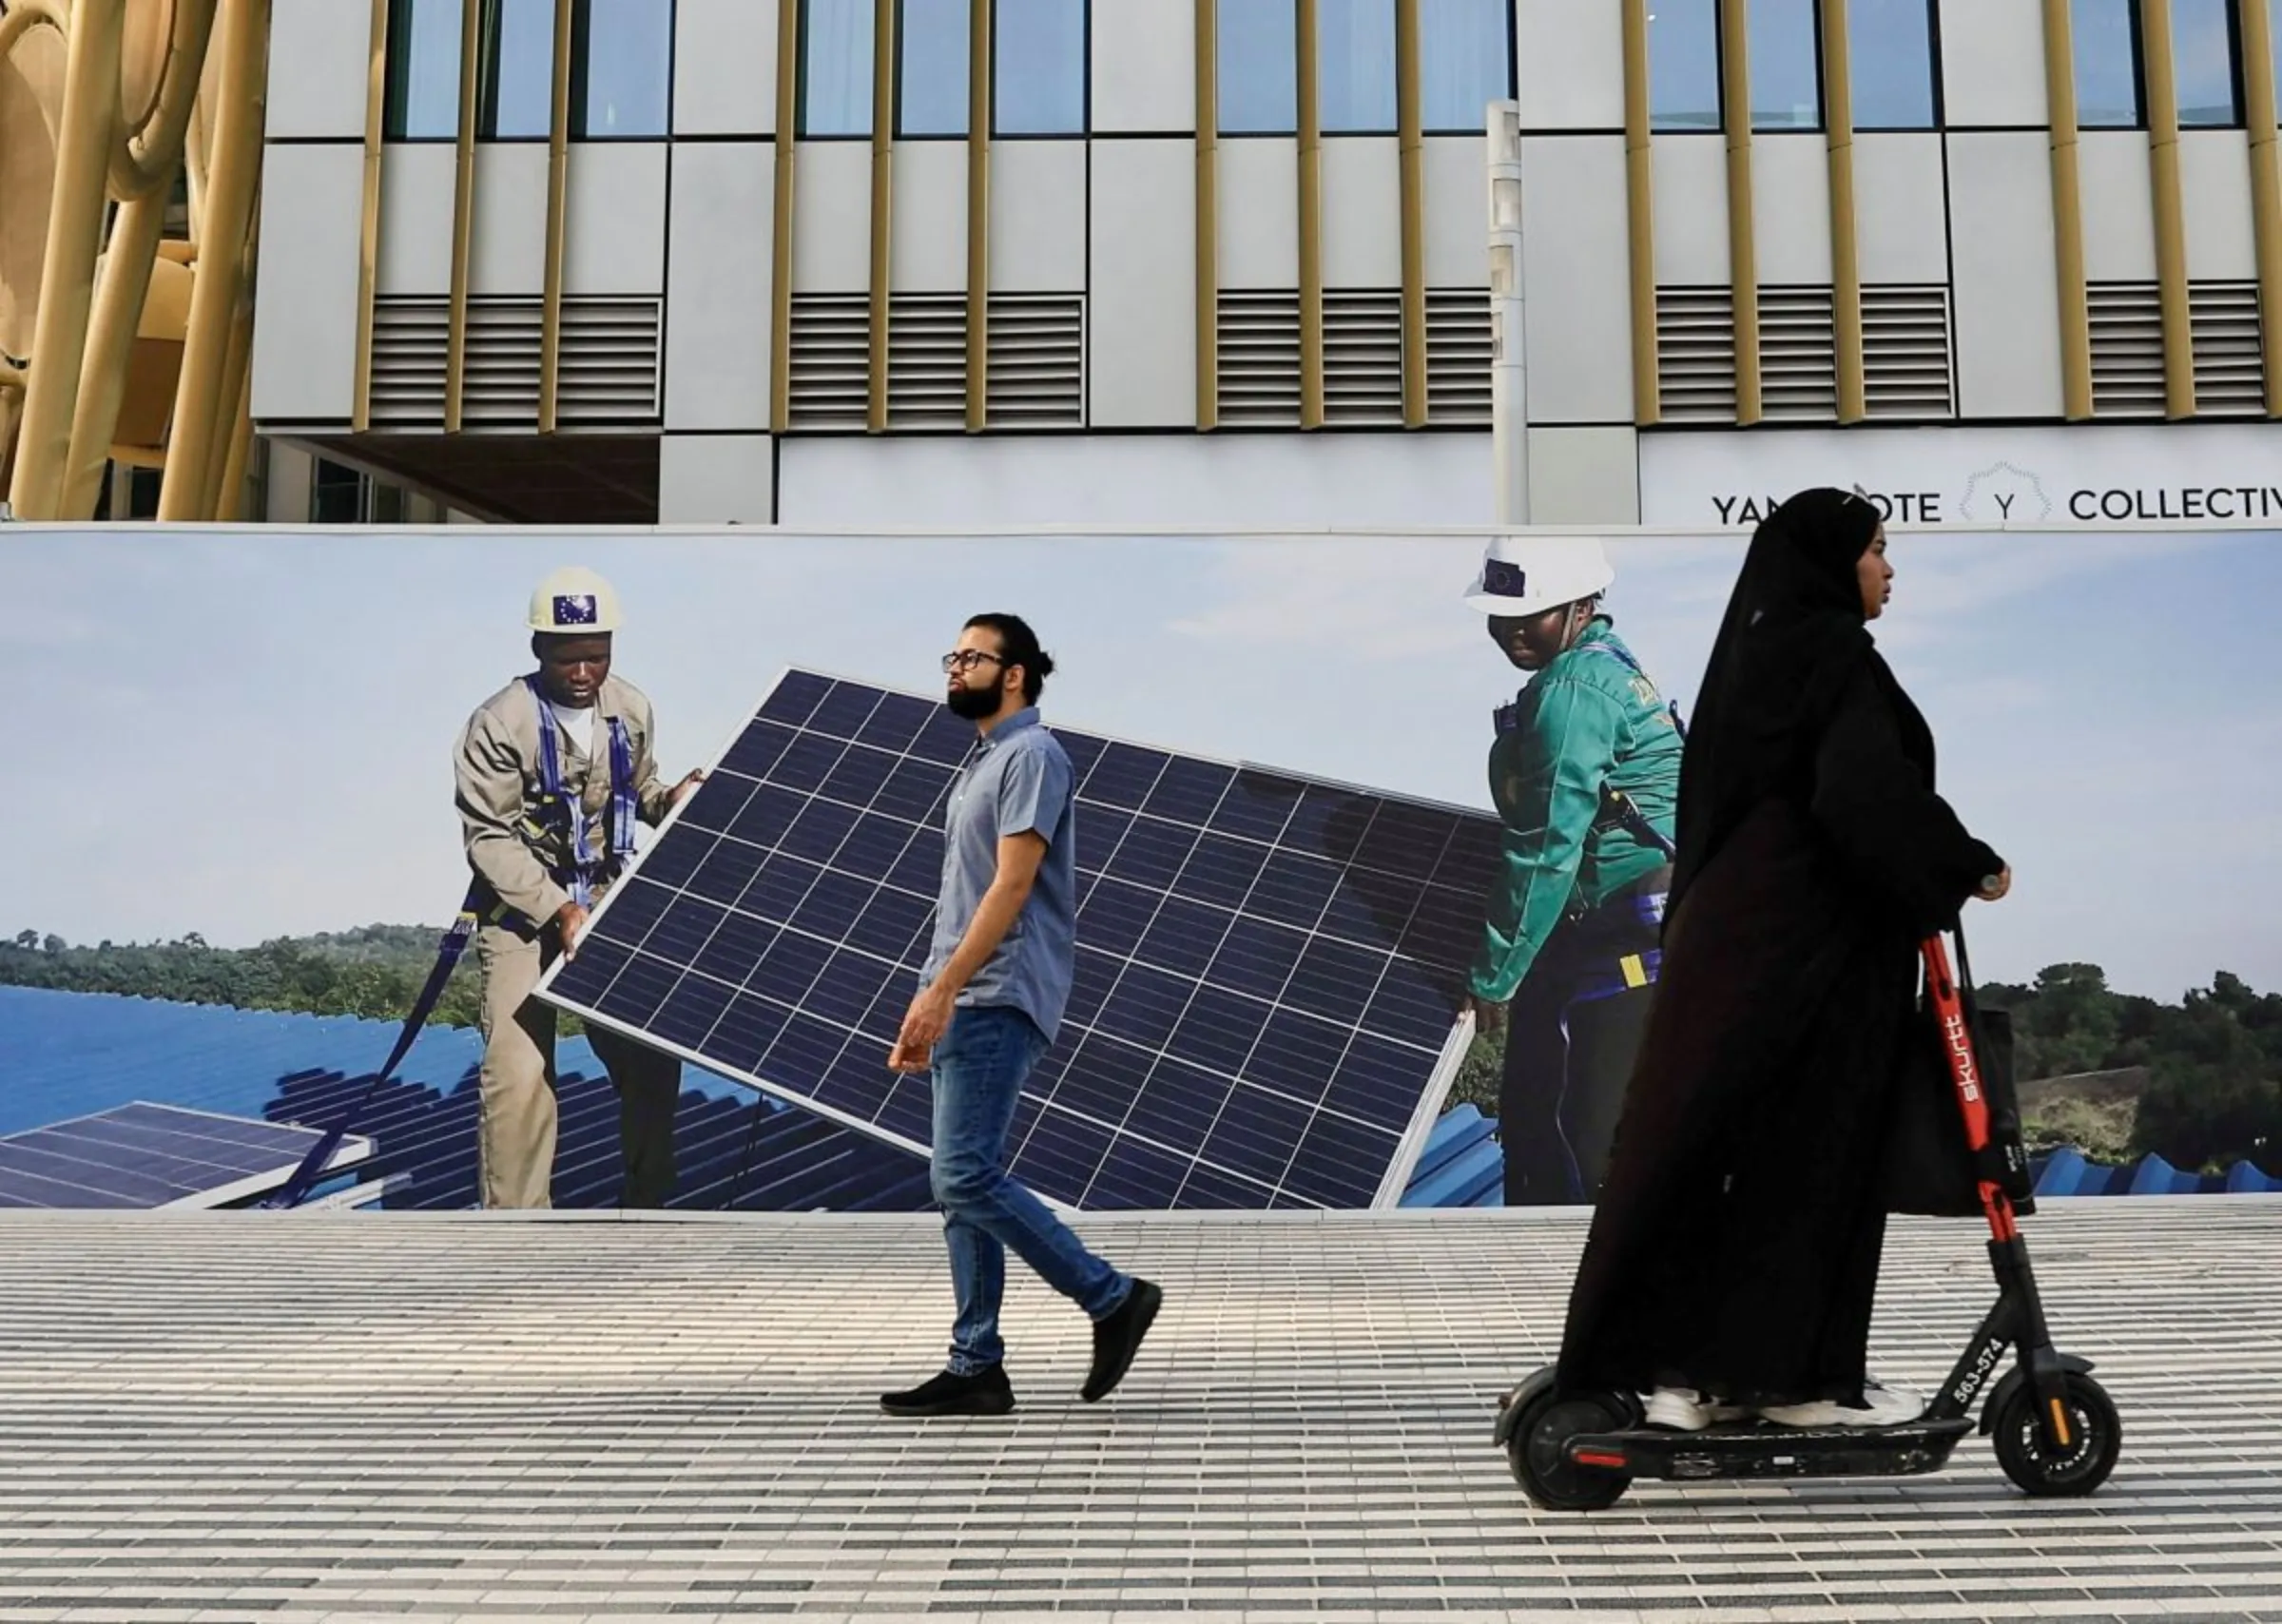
[{"left": 944, "top": 683, "right": 1001, "bottom": 720}]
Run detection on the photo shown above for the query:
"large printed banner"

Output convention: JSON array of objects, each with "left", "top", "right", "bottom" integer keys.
[{"left": 3, "top": 523, "right": 2277, "bottom": 1207}]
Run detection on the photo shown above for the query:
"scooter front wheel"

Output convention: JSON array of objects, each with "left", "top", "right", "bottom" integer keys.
[
  {"left": 1507, "top": 1389, "right": 1637, "bottom": 1512},
  {"left": 1991, "top": 1372, "right": 2120, "bottom": 1497}
]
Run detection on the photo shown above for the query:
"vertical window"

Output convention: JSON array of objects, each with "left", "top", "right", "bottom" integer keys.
[
  {"left": 801, "top": 0, "right": 877, "bottom": 135},
  {"left": 1318, "top": 0, "right": 1397, "bottom": 132},
  {"left": 1847, "top": 0, "right": 1937, "bottom": 128},
  {"left": 2073, "top": 0, "right": 2143, "bottom": 126},
  {"left": 575, "top": 0, "right": 672, "bottom": 137},
  {"left": 2172, "top": 0, "right": 2241, "bottom": 126},
  {"left": 482, "top": 0, "right": 554, "bottom": 137},
  {"left": 1649, "top": 0, "right": 1722, "bottom": 130},
  {"left": 384, "top": 0, "right": 464, "bottom": 139},
  {"left": 1419, "top": 0, "right": 1514, "bottom": 133},
  {"left": 311, "top": 461, "right": 367, "bottom": 525},
  {"left": 995, "top": 0, "right": 1087, "bottom": 134},
  {"left": 1750, "top": 0, "right": 1823, "bottom": 130},
  {"left": 899, "top": 0, "right": 971, "bottom": 135},
  {"left": 1220, "top": 0, "right": 1297, "bottom": 133}
]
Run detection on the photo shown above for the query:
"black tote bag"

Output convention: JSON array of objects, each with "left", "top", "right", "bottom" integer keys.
[{"left": 1879, "top": 929, "right": 2038, "bottom": 1218}]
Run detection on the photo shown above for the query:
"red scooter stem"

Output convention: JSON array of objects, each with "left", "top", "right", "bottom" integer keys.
[{"left": 1920, "top": 934, "right": 2020, "bottom": 1244}]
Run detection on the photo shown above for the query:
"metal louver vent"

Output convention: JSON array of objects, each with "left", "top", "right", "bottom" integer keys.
[
  {"left": 2088, "top": 282, "right": 2165, "bottom": 417},
  {"left": 886, "top": 294, "right": 967, "bottom": 431},
  {"left": 1216, "top": 290, "right": 1301, "bottom": 425},
  {"left": 2189, "top": 280, "right": 2266, "bottom": 416},
  {"left": 1424, "top": 289, "right": 1491, "bottom": 423},
  {"left": 1759, "top": 286, "right": 1836, "bottom": 420},
  {"left": 786, "top": 294, "right": 870, "bottom": 430},
  {"left": 368, "top": 298, "right": 660, "bottom": 427},
  {"left": 1653, "top": 287, "right": 1737, "bottom": 422},
  {"left": 1323, "top": 290, "right": 1403, "bottom": 425},
  {"left": 985, "top": 294, "right": 1083, "bottom": 428},
  {"left": 1861, "top": 284, "right": 1954, "bottom": 418}
]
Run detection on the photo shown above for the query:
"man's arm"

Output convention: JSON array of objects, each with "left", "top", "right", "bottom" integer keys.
[
  {"left": 890, "top": 831, "right": 1049, "bottom": 1072},
  {"left": 455, "top": 707, "right": 572, "bottom": 930}
]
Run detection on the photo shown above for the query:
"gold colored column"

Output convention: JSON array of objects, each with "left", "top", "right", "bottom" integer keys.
[
  {"left": 1821, "top": 0, "right": 1866, "bottom": 422},
  {"left": 444, "top": 0, "right": 483, "bottom": 432},
  {"left": 2139, "top": 0, "right": 2195, "bottom": 416},
  {"left": 352, "top": 0, "right": 389, "bottom": 431},
  {"left": 2041, "top": 0, "right": 2095, "bottom": 418},
  {"left": 1717, "top": 0, "right": 1760, "bottom": 423},
  {"left": 867, "top": 0, "right": 897, "bottom": 433},
  {"left": 8, "top": 0, "right": 127, "bottom": 519},
  {"left": 1394, "top": 0, "right": 1425, "bottom": 427},
  {"left": 107, "top": 0, "right": 220, "bottom": 199},
  {"left": 1621, "top": 0, "right": 1657, "bottom": 423},
  {"left": 159, "top": 0, "right": 267, "bottom": 521},
  {"left": 2236, "top": 0, "right": 2281, "bottom": 415},
  {"left": 202, "top": 201, "right": 259, "bottom": 516},
  {"left": 1296, "top": 0, "right": 1324, "bottom": 428},
  {"left": 770, "top": 0, "right": 800, "bottom": 433},
  {"left": 1196, "top": 0, "right": 1220, "bottom": 429},
  {"left": 539, "top": 0, "right": 576, "bottom": 433},
  {"left": 966, "top": 0, "right": 993, "bottom": 432},
  {"left": 213, "top": 361, "right": 255, "bottom": 521},
  {"left": 59, "top": 189, "right": 172, "bottom": 517}
]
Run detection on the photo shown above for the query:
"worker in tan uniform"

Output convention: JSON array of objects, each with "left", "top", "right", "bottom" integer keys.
[{"left": 454, "top": 567, "right": 704, "bottom": 1209}]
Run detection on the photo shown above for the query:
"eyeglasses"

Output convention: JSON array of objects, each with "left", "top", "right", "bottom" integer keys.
[{"left": 940, "top": 649, "right": 1006, "bottom": 673}]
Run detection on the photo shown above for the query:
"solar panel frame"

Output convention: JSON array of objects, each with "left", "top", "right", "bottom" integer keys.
[
  {"left": 0, "top": 1102, "right": 374, "bottom": 1209},
  {"left": 536, "top": 665, "right": 1493, "bottom": 1211}
]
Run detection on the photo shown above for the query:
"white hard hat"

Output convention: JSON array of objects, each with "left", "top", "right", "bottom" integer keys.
[
  {"left": 1461, "top": 534, "right": 1615, "bottom": 617},
  {"left": 528, "top": 566, "right": 622, "bottom": 633}
]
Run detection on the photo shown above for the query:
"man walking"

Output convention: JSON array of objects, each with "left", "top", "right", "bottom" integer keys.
[
  {"left": 454, "top": 566, "right": 702, "bottom": 1209},
  {"left": 880, "top": 612, "right": 1162, "bottom": 1417}
]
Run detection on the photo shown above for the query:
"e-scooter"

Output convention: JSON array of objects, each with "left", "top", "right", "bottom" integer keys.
[{"left": 1492, "top": 930, "right": 2121, "bottom": 1509}]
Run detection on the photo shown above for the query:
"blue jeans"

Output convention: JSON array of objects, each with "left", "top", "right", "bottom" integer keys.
[{"left": 930, "top": 1004, "right": 1131, "bottom": 1374}]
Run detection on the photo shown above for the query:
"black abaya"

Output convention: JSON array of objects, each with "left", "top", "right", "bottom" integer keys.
[{"left": 1553, "top": 490, "right": 2003, "bottom": 1408}]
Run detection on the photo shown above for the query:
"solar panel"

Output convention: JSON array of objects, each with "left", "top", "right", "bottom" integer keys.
[
  {"left": 0, "top": 1102, "right": 373, "bottom": 1209},
  {"left": 539, "top": 668, "right": 1499, "bottom": 1211}
]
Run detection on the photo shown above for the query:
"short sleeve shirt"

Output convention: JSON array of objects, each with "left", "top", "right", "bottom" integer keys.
[{"left": 920, "top": 707, "right": 1080, "bottom": 1043}]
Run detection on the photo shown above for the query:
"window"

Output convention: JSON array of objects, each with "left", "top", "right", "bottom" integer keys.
[
  {"left": 801, "top": 0, "right": 876, "bottom": 136},
  {"left": 1220, "top": 0, "right": 1297, "bottom": 133},
  {"left": 1847, "top": 0, "right": 1937, "bottom": 128},
  {"left": 895, "top": 0, "right": 970, "bottom": 135},
  {"left": 996, "top": 0, "right": 1087, "bottom": 134},
  {"left": 1648, "top": 0, "right": 1722, "bottom": 130},
  {"left": 1750, "top": 0, "right": 1822, "bottom": 130},
  {"left": 575, "top": 0, "right": 672, "bottom": 137},
  {"left": 1318, "top": 0, "right": 1396, "bottom": 132},
  {"left": 384, "top": 0, "right": 463, "bottom": 139},
  {"left": 2172, "top": 0, "right": 2241, "bottom": 126},
  {"left": 1420, "top": 0, "right": 1513, "bottom": 133},
  {"left": 2072, "top": 0, "right": 2142, "bottom": 126},
  {"left": 480, "top": 0, "right": 553, "bottom": 137}
]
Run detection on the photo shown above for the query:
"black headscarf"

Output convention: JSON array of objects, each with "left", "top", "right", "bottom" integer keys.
[{"left": 1668, "top": 487, "right": 1887, "bottom": 909}]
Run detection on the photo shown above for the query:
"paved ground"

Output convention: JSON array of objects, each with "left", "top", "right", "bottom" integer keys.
[{"left": 1, "top": 1201, "right": 2278, "bottom": 1624}]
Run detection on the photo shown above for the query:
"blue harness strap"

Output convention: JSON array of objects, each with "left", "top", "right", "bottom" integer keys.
[
  {"left": 258, "top": 886, "right": 488, "bottom": 1209},
  {"left": 528, "top": 675, "right": 640, "bottom": 907}
]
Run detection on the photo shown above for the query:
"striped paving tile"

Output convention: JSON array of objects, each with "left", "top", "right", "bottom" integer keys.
[{"left": 0, "top": 1200, "right": 2278, "bottom": 1624}]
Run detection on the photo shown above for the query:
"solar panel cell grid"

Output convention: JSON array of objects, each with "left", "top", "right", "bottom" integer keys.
[{"left": 544, "top": 669, "right": 1499, "bottom": 1211}]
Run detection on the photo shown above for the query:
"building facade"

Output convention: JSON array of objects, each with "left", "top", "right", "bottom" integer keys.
[{"left": 243, "top": 0, "right": 2282, "bottom": 530}]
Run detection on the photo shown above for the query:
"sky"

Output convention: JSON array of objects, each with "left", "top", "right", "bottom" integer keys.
[{"left": 5, "top": 522, "right": 2276, "bottom": 1001}]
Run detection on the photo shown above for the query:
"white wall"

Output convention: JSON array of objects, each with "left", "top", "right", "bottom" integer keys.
[
  {"left": 1217, "top": 139, "right": 1300, "bottom": 289},
  {"left": 1515, "top": 0, "right": 1624, "bottom": 130},
  {"left": 660, "top": 435, "right": 775, "bottom": 524},
  {"left": 250, "top": 145, "right": 363, "bottom": 424},
  {"left": 471, "top": 145, "right": 550, "bottom": 295},
  {"left": 1850, "top": 134, "right": 1950, "bottom": 285},
  {"left": 776, "top": 433, "right": 1499, "bottom": 529},
  {"left": 673, "top": 0, "right": 778, "bottom": 137},
  {"left": 1525, "top": 427, "right": 1639, "bottom": 523},
  {"left": 377, "top": 145, "right": 456, "bottom": 296},
  {"left": 790, "top": 143, "right": 874, "bottom": 293},
  {"left": 1750, "top": 135, "right": 1832, "bottom": 286},
  {"left": 664, "top": 144, "right": 774, "bottom": 432},
  {"left": 890, "top": 143, "right": 967, "bottom": 294},
  {"left": 265, "top": 0, "right": 372, "bottom": 141},
  {"left": 2178, "top": 131, "right": 2259, "bottom": 281},
  {"left": 1937, "top": 0, "right": 2050, "bottom": 127},
  {"left": 1093, "top": 0, "right": 1194, "bottom": 133},
  {"left": 992, "top": 143, "right": 1088, "bottom": 292},
  {"left": 1652, "top": 137, "right": 1730, "bottom": 284},
  {"left": 2077, "top": 131, "right": 2158, "bottom": 283},
  {"left": 1945, "top": 131, "right": 2063, "bottom": 418},
  {"left": 1088, "top": 141, "right": 1196, "bottom": 428},
  {"left": 567, "top": 145, "right": 667, "bottom": 295},
  {"left": 1421, "top": 137, "right": 1489, "bottom": 287},
  {"left": 1518, "top": 136, "right": 1633, "bottom": 423},
  {"left": 1320, "top": 139, "right": 1401, "bottom": 287}
]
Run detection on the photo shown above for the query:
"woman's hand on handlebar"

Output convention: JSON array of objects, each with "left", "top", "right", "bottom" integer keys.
[{"left": 1973, "top": 866, "right": 2012, "bottom": 903}]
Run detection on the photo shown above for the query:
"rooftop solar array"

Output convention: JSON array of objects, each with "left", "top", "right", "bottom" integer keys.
[
  {"left": 541, "top": 669, "right": 1499, "bottom": 1211},
  {"left": 0, "top": 1101, "right": 372, "bottom": 1208}
]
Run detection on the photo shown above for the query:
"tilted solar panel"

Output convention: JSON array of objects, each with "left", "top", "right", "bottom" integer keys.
[
  {"left": 0, "top": 1102, "right": 372, "bottom": 1209},
  {"left": 539, "top": 669, "right": 1500, "bottom": 1210}
]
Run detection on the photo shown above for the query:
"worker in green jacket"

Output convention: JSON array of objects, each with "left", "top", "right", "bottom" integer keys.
[{"left": 1463, "top": 535, "right": 1684, "bottom": 1206}]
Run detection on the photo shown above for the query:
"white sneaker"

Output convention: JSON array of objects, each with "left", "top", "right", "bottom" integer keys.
[
  {"left": 1757, "top": 1378, "right": 1924, "bottom": 1429},
  {"left": 1642, "top": 1386, "right": 1749, "bottom": 1431}
]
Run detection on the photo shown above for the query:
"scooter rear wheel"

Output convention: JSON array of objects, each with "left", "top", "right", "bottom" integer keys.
[
  {"left": 1507, "top": 1389, "right": 1636, "bottom": 1512},
  {"left": 1991, "top": 1372, "right": 2120, "bottom": 1497}
]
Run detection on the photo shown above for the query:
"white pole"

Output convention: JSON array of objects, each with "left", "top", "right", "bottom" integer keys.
[{"left": 1487, "top": 100, "right": 1528, "bottom": 525}]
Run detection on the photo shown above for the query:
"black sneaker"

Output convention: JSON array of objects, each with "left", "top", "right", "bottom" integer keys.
[
  {"left": 880, "top": 1364, "right": 1015, "bottom": 1417},
  {"left": 1081, "top": 1277, "right": 1162, "bottom": 1402}
]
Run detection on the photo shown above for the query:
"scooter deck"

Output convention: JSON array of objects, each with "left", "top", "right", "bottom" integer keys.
[{"left": 1565, "top": 1416, "right": 1975, "bottom": 1481}]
